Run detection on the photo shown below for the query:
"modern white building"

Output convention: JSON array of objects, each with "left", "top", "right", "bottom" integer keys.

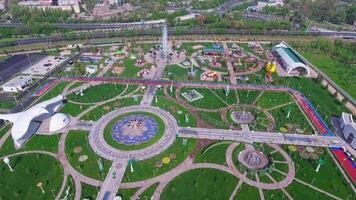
[
  {"left": 0, "top": 95, "right": 69, "bottom": 148},
  {"left": 1, "top": 76, "right": 32, "bottom": 93},
  {"left": 271, "top": 42, "right": 310, "bottom": 76},
  {"left": 247, "top": 0, "right": 284, "bottom": 12},
  {"left": 340, "top": 112, "right": 356, "bottom": 148},
  {"left": 85, "top": 65, "right": 98, "bottom": 74}
]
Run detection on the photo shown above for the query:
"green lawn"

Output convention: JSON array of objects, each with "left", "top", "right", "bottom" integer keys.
[
  {"left": 67, "top": 84, "right": 126, "bottom": 103},
  {"left": 140, "top": 183, "right": 159, "bottom": 199},
  {"left": 60, "top": 175, "right": 75, "bottom": 200},
  {"left": 195, "top": 142, "right": 231, "bottom": 165},
  {"left": 117, "top": 188, "right": 139, "bottom": 199},
  {"left": 65, "top": 131, "right": 112, "bottom": 180},
  {"left": 80, "top": 97, "right": 142, "bottom": 121},
  {"left": 237, "top": 90, "right": 261, "bottom": 105},
  {"left": 103, "top": 112, "right": 165, "bottom": 151},
  {"left": 263, "top": 189, "right": 286, "bottom": 200},
  {"left": 153, "top": 95, "right": 197, "bottom": 127},
  {"left": 60, "top": 102, "right": 90, "bottom": 117},
  {"left": 0, "top": 154, "right": 64, "bottom": 200},
  {"left": 160, "top": 168, "right": 238, "bottom": 200},
  {"left": 180, "top": 88, "right": 228, "bottom": 109},
  {"left": 256, "top": 91, "right": 293, "bottom": 109},
  {"left": 0, "top": 125, "right": 11, "bottom": 138},
  {"left": 269, "top": 103, "right": 313, "bottom": 133},
  {"left": 81, "top": 184, "right": 99, "bottom": 200},
  {"left": 199, "top": 111, "right": 229, "bottom": 129},
  {"left": 235, "top": 184, "right": 260, "bottom": 200},
  {"left": 122, "top": 138, "right": 197, "bottom": 183},
  {"left": 286, "top": 180, "right": 336, "bottom": 200},
  {"left": 285, "top": 146, "right": 354, "bottom": 199},
  {"left": 118, "top": 59, "right": 150, "bottom": 78},
  {"left": 162, "top": 64, "right": 203, "bottom": 82},
  {"left": 296, "top": 48, "right": 356, "bottom": 99},
  {"left": 36, "top": 81, "right": 69, "bottom": 103},
  {"left": 0, "top": 134, "right": 60, "bottom": 157},
  {"left": 0, "top": 101, "right": 16, "bottom": 110}
]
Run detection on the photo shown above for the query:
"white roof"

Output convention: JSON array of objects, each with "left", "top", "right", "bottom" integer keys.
[
  {"left": 2, "top": 76, "right": 32, "bottom": 88},
  {"left": 0, "top": 95, "right": 65, "bottom": 148}
]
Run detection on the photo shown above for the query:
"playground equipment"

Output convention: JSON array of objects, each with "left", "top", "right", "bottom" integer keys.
[{"left": 265, "top": 61, "right": 276, "bottom": 82}]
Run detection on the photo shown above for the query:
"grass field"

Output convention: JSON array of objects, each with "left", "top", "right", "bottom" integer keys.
[
  {"left": 0, "top": 154, "right": 64, "bottom": 200},
  {"left": 180, "top": 87, "right": 228, "bottom": 109},
  {"left": 153, "top": 95, "right": 197, "bottom": 127},
  {"left": 67, "top": 84, "right": 126, "bottom": 103},
  {"left": 160, "top": 168, "right": 238, "bottom": 200},
  {"left": 81, "top": 184, "right": 99, "bottom": 200},
  {"left": 60, "top": 102, "right": 90, "bottom": 117},
  {"left": 122, "top": 138, "right": 197, "bottom": 183},
  {"left": 36, "top": 81, "right": 69, "bottom": 103},
  {"left": 65, "top": 130, "right": 112, "bottom": 180},
  {"left": 296, "top": 48, "right": 356, "bottom": 99},
  {"left": 195, "top": 142, "right": 231, "bottom": 165}
]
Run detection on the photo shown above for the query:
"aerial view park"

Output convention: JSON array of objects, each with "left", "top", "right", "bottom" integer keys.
[{"left": 0, "top": 1, "right": 356, "bottom": 200}]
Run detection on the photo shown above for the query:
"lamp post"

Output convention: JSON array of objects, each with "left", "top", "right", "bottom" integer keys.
[
  {"left": 37, "top": 182, "right": 45, "bottom": 194},
  {"left": 3, "top": 157, "right": 13, "bottom": 172}
]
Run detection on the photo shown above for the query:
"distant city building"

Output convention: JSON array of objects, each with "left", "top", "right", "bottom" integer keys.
[
  {"left": 0, "top": 0, "right": 6, "bottom": 11},
  {"left": 340, "top": 112, "right": 356, "bottom": 149},
  {"left": 19, "top": 0, "right": 80, "bottom": 13},
  {"left": 93, "top": 3, "right": 118, "bottom": 19},
  {"left": 85, "top": 65, "right": 98, "bottom": 74},
  {"left": 1, "top": 76, "right": 32, "bottom": 93},
  {"left": 247, "top": 0, "right": 284, "bottom": 12},
  {"left": 271, "top": 42, "right": 310, "bottom": 76}
]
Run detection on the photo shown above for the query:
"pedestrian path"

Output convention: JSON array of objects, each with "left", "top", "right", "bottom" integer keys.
[{"left": 97, "top": 160, "right": 128, "bottom": 200}]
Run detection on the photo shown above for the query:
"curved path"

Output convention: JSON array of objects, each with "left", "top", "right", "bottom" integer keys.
[{"left": 89, "top": 105, "right": 178, "bottom": 161}]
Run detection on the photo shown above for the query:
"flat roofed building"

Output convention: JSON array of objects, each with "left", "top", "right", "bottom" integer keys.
[
  {"left": 1, "top": 76, "right": 32, "bottom": 93},
  {"left": 272, "top": 42, "right": 310, "bottom": 76},
  {"left": 340, "top": 112, "right": 356, "bottom": 148}
]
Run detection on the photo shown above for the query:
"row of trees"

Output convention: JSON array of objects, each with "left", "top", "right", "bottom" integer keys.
[
  {"left": 289, "top": 0, "right": 356, "bottom": 25},
  {"left": 310, "top": 39, "right": 356, "bottom": 65}
]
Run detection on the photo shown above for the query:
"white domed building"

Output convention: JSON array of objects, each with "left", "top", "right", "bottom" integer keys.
[{"left": 0, "top": 95, "right": 70, "bottom": 148}]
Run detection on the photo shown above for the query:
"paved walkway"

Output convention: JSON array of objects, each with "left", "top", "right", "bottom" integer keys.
[
  {"left": 178, "top": 127, "right": 348, "bottom": 148},
  {"left": 223, "top": 42, "right": 237, "bottom": 85},
  {"left": 97, "top": 160, "right": 128, "bottom": 200}
]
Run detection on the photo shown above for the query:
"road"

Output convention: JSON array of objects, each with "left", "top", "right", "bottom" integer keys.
[{"left": 178, "top": 127, "right": 348, "bottom": 148}]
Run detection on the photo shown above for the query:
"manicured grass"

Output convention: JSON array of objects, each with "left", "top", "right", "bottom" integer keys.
[
  {"left": 269, "top": 103, "right": 313, "bottom": 133},
  {"left": 119, "top": 59, "right": 149, "bottom": 78},
  {"left": 117, "top": 188, "right": 138, "bottom": 199},
  {"left": 199, "top": 111, "right": 228, "bottom": 129},
  {"left": 178, "top": 42, "right": 212, "bottom": 56},
  {"left": 235, "top": 184, "right": 260, "bottom": 200},
  {"left": 60, "top": 175, "right": 75, "bottom": 200},
  {"left": 80, "top": 97, "right": 142, "bottom": 121},
  {"left": 67, "top": 84, "right": 126, "bottom": 103},
  {"left": 162, "top": 64, "right": 203, "bottom": 82},
  {"left": 286, "top": 180, "right": 337, "bottom": 200},
  {"left": 0, "top": 154, "right": 63, "bottom": 200},
  {"left": 65, "top": 130, "right": 112, "bottom": 180},
  {"left": 256, "top": 91, "right": 293, "bottom": 109},
  {"left": 211, "top": 88, "right": 238, "bottom": 105},
  {"left": 0, "top": 125, "right": 11, "bottom": 138},
  {"left": 285, "top": 145, "right": 354, "bottom": 199},
  {"left": 297, "top": 48, "right": 356, "bottom": 99},
  {"left": 195, "top": 142, "right": 231, "bottom": 165},
  {"left": 81, "top": 183, "right": 99, "bottom": 200},
  {"left": 140, "top": 183, "right": 159, "bottom": 199},
  {"left": 160, "top": 168, "right": 238, "bottom": 200},
  {"left": 263, "top": 189, "right": 286, "bottom": 200},
  {"left": 103, "top": 112, "right": 165, "bottom": 151},
  {"left": 237, "top": 90, "right": 261, "bottom": 105},
  {"left": 0, "top": 134, "right": 60, "bottom": 157},
  {"left": 67, "top": 81, "right": 85, "bottom": 90},
  {"left": 272, "top": 76, "right": 348, "bottom": 127},
  {"left": 60, "top": 102, "right": 90, "bottom": 117},
  {"left": 0, "top": 101, "right": 16, "bottom": 109},
  {"left": 153, "top": 95, "right": 197, "bottom": 127},
  {"left": 180, "top": 87, "right": 228, "bottom": 109},
  {"left": 36, "top": 81, "right": 69, "bottom": 102},
  {"left": 122, "top": 138, "right": 197, "bottom": 183}
]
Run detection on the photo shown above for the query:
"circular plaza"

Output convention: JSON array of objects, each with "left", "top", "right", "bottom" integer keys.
[{"left": 89, "top": 105, "right": 178, "bottom": 161}]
